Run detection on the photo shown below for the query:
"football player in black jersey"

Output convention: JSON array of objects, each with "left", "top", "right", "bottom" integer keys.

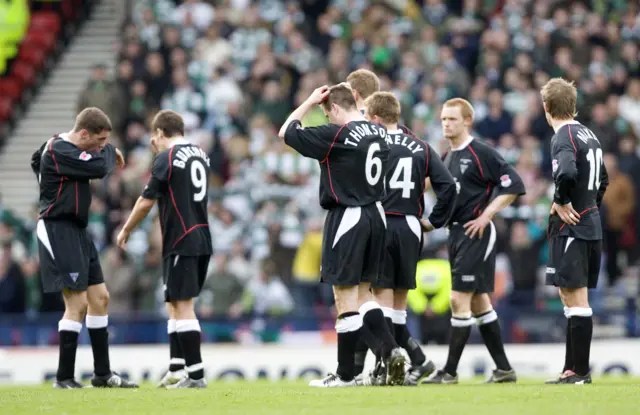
[
  {"left": 365, "top": 92, "right": 457, "bottom": 385},
  {"left": 118, "top": 110, "right": 213, "bottom": 388},
  {"left": 31, "top": 108, "right": 136, "bottom": 389},
  {"left": 422, "top": 99, "right": 525, "bottom": 385},
  {"left": 279, "top": 84, "right": 406, "bottom": 387},
  {"left": 540, "top": 78, "right": 608, "bottom": 385}
]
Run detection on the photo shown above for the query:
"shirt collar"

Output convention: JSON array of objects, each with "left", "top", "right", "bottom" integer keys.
[{"left": 553, "top": 120, "right": 580, "bottom": 133}]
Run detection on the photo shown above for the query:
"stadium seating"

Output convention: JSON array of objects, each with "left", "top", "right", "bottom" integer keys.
[{"left": 0, "top": 0, "right": 91, "bottom": 143}]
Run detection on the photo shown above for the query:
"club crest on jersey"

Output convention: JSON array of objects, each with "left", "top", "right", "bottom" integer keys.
[
  {"left": 500, "top": 174, "right": 512, "bottom": 188},
  {"left": 460, "top": 158, "right": 472, "bottom": 174},
  {"left": 552, "top": 159, "right": 558, "bottom": 173},
  {"left": 79, "top": 151, "right": 92, "bottom": 161}
]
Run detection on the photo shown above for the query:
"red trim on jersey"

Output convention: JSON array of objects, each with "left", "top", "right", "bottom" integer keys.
[
  {"left": 558, "top": 206, "right": 597, "bottom": 232},
  {"left": 567, "top": 125, "right": 578, "bottom": 154},
  {"left": 167, "top": 145, "right": 187, "bottom": 233},
  {"left": 43, "top": 137, "right": 63, "bottom": 217},
  {"left": 385, "top": 211, "right": 405, "bottom": 216},
  {"left": 413, "top": 136, "right": 430, "bottom": 217},
  {"left": 467, "top": 144, "right": 484, "bottom": 179},
  {"left": 468, "top": 142, "right": 492, "bottom": 218},
  {"left": 172, "top": 223, "right": 209, "bottom": 249},
  {"left": 74, "top": 182, "right": 78, "bottom": 216},
  {"left": 321, "top": 124, "right": 347, "bottom": 204},
  {"left": 167, "top": 146, "right": 175, "bottom": 180}
]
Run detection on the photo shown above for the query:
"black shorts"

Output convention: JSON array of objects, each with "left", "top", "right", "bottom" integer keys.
[
  {"left": 447, "top": 221, "right": 497, "bottom": 293},
  {"left": 321, "top": 202, "right": 386, "bottom": 287},
  {"left": 37, "top": 219, "right": 104, "bottom": 293},
  {"left": 373, "top": 215, "right": 422, "bottom": 290},
  {"left": 163, "top": 254, "right": 210, "bottom": 302},
  {"left": 545, "top": 236, "right": 602, "bottom": 289}
]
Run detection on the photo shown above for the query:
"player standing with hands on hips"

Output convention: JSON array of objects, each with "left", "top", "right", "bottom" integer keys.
[
  {"left": 31, "top": 107, "right": 136, "bottom": 388},
  {"left": 279, "top": 84, "right": 407, "bottom": 387},
  {"left": 422, "top": 99, "right": 525, "bottom": 385},
  {"left": 541, "top": 78, "right": 608, "bottom": 385}
]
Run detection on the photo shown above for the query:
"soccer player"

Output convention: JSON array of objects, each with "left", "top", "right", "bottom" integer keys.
[
  {"left": 422, "top": 99, "right": 524, "bottom": 385},
  {"left": 278, "top": 84, "right": 406, "bottom": 387},
  {"left": 30, "top": 107, "right": 137, "bottom": 389},
  {"left": 364, "top": 92, "right": 457, "bottom": 385},
  {"left": 540, "top": 78, "right": 608, "bottom": 385},
  {"left": 347, "top": 69, "right": 380, "bottom": 115},
  {"left": 117, "top": 110, "right": 212, "bottom": 389}
]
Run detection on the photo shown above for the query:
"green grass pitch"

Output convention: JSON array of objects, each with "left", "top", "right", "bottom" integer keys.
[{"left": 2, "top": 378, "right": 640, "bottom": 415}]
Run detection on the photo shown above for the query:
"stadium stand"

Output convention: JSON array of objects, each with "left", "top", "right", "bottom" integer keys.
[{"left": 0, "top": 0, "right": 638, "bottom": 350}]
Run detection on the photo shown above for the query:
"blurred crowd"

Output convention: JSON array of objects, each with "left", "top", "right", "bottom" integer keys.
[{"left": 1, "top": 0, "right": 639, "bottom": 335}]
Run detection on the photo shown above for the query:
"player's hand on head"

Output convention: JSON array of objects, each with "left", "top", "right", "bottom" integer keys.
[
  {"left": 555, "top": 202, "right": 580, "bottom": 225},
  {"left": 115, "top": 148, "right": 126, "bottom": 168},
  {"left": 307, "top": 85, "right": 330, "bottom": 105},
  {"left": 116, "top": 229, "right": 130, "bottom": 249},
  {"left": 463, "top": 214, "right": 490, "bottom": 239}
]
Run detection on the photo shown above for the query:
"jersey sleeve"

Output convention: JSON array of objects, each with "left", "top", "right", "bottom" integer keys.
[
  {"left": 142, "top": 151, "right": 170, "bottom": 200},
  {"left": 550, "top": 131, "right": 578, "bottom": 205},
  {"left": 31, "top": 141, "right": 48, "bottom": 178},
  {"left": 480, "top": 144, "right": 526, "bottom": 197},
  {"left": 51, "top": 140, "right": 117, "bottom": 180},
  {"left": 425, "top": 144, "right": 456, "bottom": 228},
  {"left": 283, "top": 120, "right": 339, "bottom": 160}
]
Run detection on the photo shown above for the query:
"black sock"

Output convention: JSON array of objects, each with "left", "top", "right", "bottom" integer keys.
[
  {"left": 168, "top": 319, "right": 185, "bottom": 372},
  {"left": 176, "top": 320, "right": 204, "bottom": 380},
  {"left": 86, "top": 315, "right": 111, "bottom": 376},
  {"left": 392, "top": 309, "right": 425, "bottom": 366},
  {"left": 361, "top": 302, "right": 397, "bottom": 358},
  {"left": 353, "top": 338, "right": 368, "bottom": 376},
  {"left": 57, "top": 319, "right": 82, "bottom": 381},
  {"left": 336, "top": 312, "right": 361, "bottom": 381},
  {"left": 570, "top": 312, "right": 593, "bottom": 376},
  {"left": 563, "top": 313, "right": 574, "bottom": 372},
  {"left": 443, "top": 317, "right": 472, "bottom": 377},
  {"left": 476, "top": 310, "right": 512, "bottom": 371}
]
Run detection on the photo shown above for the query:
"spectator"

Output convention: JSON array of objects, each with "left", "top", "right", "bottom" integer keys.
[{"left": 77, "top": 63, "right": 125, "bottom": 135}]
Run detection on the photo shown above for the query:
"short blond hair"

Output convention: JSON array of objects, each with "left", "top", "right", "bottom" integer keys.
[
  {"left": 364, "top": 92, "right": 401, "bottom": 124},
  {"left": 442, "top": 98, "right": 475, "bottom": 121},
  {"left": 540, "top": 78, "right": 577, "bottom": 120},
  {"left": 346, "top": 69, "right": 380, "bottom": 100}
]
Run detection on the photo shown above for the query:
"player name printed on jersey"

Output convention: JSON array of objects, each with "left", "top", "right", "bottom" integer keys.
[
  {"left": 171, "top": 145, "right": 210, "bottom": 169},
  {"left": 344, "top": 123, "right": 386, "bottom": 147},
  {"left": 575, "top": 128, "right": 599, "bottom": 144},
  {"left": 385, "top": 133, "right": 423, "bottom": 154}
]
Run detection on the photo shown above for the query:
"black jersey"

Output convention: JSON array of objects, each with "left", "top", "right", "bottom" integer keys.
[
  {"left": 443, "top": 137, "right": 526, "bottom": 224},
  {"left": 142, "top": 139, "right": 213, "bottom": 257},
  {"left": 382, "top": 129, "right": 456, "bottom": 228},
  {"left": 284, "top": 119, "right": 390, "bottom": 209},
  {"left": 31, "top": 134, "right": 116, "bottom": 228},
  {"left": 549, "top": 122, "right": 608, "bottom": 240}
]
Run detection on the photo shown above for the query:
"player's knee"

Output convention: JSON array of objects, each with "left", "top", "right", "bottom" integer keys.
[
  {"left": 449, "top": 292, "right": 471, "bottom": 315},
  {"left": 470, "top": 294, "right": 492, "bottom": 315},
  {"left": 559, "top": 287, "right": 589, "bottom": 308},
  {"left": 172, "top": 299, "right": 196, "bottom": 319},
  {"left": 89, "top": 287, "right": 110, "bottom": 311},
  {"left": 63, "top": 291, "right": 88, "bottom": 319}
]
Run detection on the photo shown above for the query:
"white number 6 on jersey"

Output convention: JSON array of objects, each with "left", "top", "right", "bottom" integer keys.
[{"left": 365, "top": 143, "right": 382, "bottom": 186}]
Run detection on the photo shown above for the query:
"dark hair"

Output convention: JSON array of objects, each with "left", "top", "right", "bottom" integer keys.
[
  {"left": 151, "top": 110, "right": 184, "bottom": 137},
  {"left": 321, "top": 83, "right": 357, "bottom": 113},
  {"left": 74, "top": 107, "right": 112, "bottom": 134}
]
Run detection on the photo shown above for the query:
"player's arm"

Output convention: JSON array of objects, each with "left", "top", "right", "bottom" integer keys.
[
  {"left": 51, "top": 141, "right": 119, "bottom": 180},
  {"left": 597, "top": 157, "right": 609, "bottom": 208},
  {"left": 281, "top": 121, "right": 339, "bottom": 161},
  {"left": 117, "top": 152, "right": 169, "bottom": 248},
  {"left": 423, "top": 144, "right": 456, "bottom": 230},
  {"left": 30, "top": 141, "right": 49, "bottom": 179},
  {"left": 465, "top": 145, "right": 526, "bottom": 238},
  {"left": 551, "top": 132, "right": 578, "bottom": 206}
]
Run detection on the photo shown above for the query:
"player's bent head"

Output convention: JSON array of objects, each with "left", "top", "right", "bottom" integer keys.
[
  {"left": 441, "top": 98, "right": 474, "bottom": 139},
  {"left": 346, "top": 69, "right": 380, "bottom": 102},
  {"left": 540, "top": 77, "right": 577, "bottom": 121},
  {"left": 73, "top": 107, "right": 112, "bottom": 149},
  {"left": 321, "top": 83, "right": 358, "bottom": 124},
  {"left": 364, "top": 92, "right": 400, "bottom": 126},
  {"left": 151, "top": 110, "right": 184, "bottom": 152}
]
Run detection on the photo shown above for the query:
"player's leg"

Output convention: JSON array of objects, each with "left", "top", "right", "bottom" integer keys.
[
  {"left": 158, "top": 302, "right": 187, "bottom": 387},
  {"left": 544, "top": 237, "right": 595, "bottom": 384},
  {"left": 85, "top": 238, "right": 137, "bottom": 388},
  {"left": 167, "top": 255, "right": 209, "bottom": 389},
  {"left": 54, "top": 289, "right": 87, "bottom": 388},
  {"left": 471, "top": 293, "right": 516, "bottom": 383},
  {"left": 353, "top": 284, "right": 379, "bottom": 381},
  {"left": 393, "top": 289, "right": 436, "bottom": 385}
]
